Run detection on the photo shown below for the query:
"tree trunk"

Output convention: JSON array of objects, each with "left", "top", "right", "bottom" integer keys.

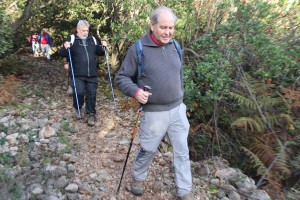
[
  {"left": 11, "top": 0, "right": 35, "bottom": 31},
  {"left": 11, "top": 0, "right": 54, "bottom": 31}
]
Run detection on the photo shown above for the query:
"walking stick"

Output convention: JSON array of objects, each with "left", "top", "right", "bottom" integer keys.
[
  {"left": 68, "top": 48, "right": 82, "bottom": 121},
  {"left": 117, "top": 86, "right": 151, "bottom": 194},
  {"left": 104, "top": 48, "right": 117, "bottom": 112},
  {"left": 67, "top": 64, "right": 70, "bottom": 92},
  {"left": 67, "top": 71, "right": 70, "bottom": 88}
]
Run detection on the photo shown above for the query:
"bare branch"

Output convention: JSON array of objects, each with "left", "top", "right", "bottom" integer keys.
[
  {"left": 183, "top": 47, "right": 204, "bottom": 59},
  {"left": 11, "top": 0, "right": 55, "bottom": 31},
  {"left": 11, "top": 0, "right": 35, "bottom": 31},
  {"left": 31, "top": 0, "right": 55, "bottom": 16}
]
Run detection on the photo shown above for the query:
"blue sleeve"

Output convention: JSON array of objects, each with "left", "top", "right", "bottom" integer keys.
[{"left": 47, "top": 34, "right": 53, "bottom": 47}]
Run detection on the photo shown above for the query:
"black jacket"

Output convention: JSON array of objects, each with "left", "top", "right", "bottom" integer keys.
[{"left": 59, "top": 35, "right": 105, "bottom": 77}]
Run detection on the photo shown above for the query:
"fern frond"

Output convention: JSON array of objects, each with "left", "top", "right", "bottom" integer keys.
[
  {"left": 231, "top": 117, "right": 263, "bottom": 132},
  {"left": 277, "top": 113, "right": 294, "bottom": 126},
  {"left": 257, "top": 96, "right": 282, "bottom": 109},
  {"left": 239, "top": 74, "right": 257, "bottom": 91},
  {"left": 228, "top": 92, "right": 256, "bottom": 110},
  {"left": 253, "top": 115, "right": 266, "bottom": 131},
  {"left": 241, "top": 146, "right": 267, "bottom": 176},
  {"left": 250, "top": 142, "right": 276, "bottom": 167},
  {"left": 252, "top": 83, "right": 273, "bottom": 96},
  {"left": 273, "top": 140, "right": 291, "bottom": 176},
  {"left": 251, "top": 112, "right": 290, "bottom": 132},
  {"left": 264, "top": 112, "right": 278, "bottom": 128}
]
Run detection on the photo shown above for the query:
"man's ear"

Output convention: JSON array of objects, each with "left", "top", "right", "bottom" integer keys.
[{"left": 150, "top": 20, "right": 155, "bottom": 32}]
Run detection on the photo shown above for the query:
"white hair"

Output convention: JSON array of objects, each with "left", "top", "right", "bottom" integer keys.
[
  {"left": 151, "top": 6, "right": 177, "bottom": 25},
  {"left": 77, "top": 20, "right": 90, "bottom": 28}
]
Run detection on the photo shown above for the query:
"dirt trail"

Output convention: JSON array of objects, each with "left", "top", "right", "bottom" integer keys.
[
  {"left": 15, "top": 54, "right": 193, "bottom": 199},
  {"left": 2, "top": 54, "right": 273, "bottom": 200}
]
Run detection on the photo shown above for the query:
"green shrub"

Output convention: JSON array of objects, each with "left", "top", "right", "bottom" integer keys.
[
  {"left": 183, "top": 1, "right": 300, "bottom": 196},
  {"left": 0, "top": 9, "right": 13, "bottom": 59},
  {"left": 183, "top": 0, "right": 300, "bottom": 124},
  {"left": 0, "top": 55, "right": 35, "bottom": 76}
]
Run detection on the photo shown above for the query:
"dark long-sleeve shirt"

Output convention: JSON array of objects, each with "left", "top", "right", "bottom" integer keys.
[{"left": 59, "top": 35, "right": 105, "bottom": 77}]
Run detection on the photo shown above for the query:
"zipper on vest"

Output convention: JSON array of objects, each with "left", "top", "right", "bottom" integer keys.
[
  {"left": 83, "top": 45, "right": 90, "bottom": 76},
  {"left": 162, "top": 46, "right": 166, "bottom": 58}
]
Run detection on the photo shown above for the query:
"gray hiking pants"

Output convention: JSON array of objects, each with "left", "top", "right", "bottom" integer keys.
[{"left": 132, "top": 103, "right": 192, "bottom": 196}]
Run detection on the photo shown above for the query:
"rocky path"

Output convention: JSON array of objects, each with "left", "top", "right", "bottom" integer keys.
[{"left": 0, "top": 55, "right": 271, "bottom": 200}]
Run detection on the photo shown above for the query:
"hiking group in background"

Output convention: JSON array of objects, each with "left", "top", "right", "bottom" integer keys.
[
  {"left": 26, "top": 28, "right": 52, "bottom": 61},
  {"left": 59, "top": 20, "right": 107, "bottom": 126},
  {"left": 38, "top": 28, "right": 53, "bottom": 62}
]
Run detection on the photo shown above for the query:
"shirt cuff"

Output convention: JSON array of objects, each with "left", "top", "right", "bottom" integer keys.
[{"left": 133, "top": 88, "right": 141, "bottom": 98}]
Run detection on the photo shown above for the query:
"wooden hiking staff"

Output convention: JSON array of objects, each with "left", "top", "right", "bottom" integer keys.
[{"left": 116, "top": 85, "right": 151, "bottom": 194}]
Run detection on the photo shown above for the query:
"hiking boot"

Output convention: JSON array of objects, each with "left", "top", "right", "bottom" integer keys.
[
  {"left": 131, "top": 179, "right": 144, "bottom": 196},
  {"left": 177, "top": 193, "right": 193, "bottom": 200},
  {"left": 67, "top": 86, "right": 73, "bottom": 96},
  {"left": 75, "top": 108, "right": 84, "bottom": 119},
  {"left": 87, "top": 113, "right": 96, "bottom": 126}
]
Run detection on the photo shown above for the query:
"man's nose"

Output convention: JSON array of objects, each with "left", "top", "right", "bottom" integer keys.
[{"left": 164, "top": 29, "right": 171, "bottom": 35}]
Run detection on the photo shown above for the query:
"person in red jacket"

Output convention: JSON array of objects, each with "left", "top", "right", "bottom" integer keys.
[{"left": 38, "top": 28, "right": 53, "bottom": 62}]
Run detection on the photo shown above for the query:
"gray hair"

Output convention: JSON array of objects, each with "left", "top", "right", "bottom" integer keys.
[
  {"left": 77, "top": 20, "right": 90, "bottom": 28},
  {"left": 150, "top": 6, "right": 177, "bottom": 25}
]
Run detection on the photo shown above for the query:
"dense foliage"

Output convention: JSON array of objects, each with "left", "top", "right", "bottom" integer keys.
[
  {"left": 0, "top": 9, "right": 13, "bottom": 58},
  {"left": 182, "top": 0, "right": 300, "bottom": 198},
  {"left": 1, "top": 0, "right": 299, "bottom": 198}
]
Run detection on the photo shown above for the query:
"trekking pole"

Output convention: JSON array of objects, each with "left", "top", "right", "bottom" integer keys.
[
  {"left": 67, "top": 68, "right": 70, "bottom": 91},
  {"left": 104, "top": 47, "right": 117, "bottom": 112},
  {"left": 68, "top": 48, "right": 82, "bottom": 121},
  {"left": 116, "top": 85, "right": 151, "bottom": 194}
]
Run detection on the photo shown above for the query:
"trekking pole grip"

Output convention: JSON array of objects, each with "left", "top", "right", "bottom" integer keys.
[
  {"left": 133, "top": 85, "right": 151, "bottom": 139},
  {"left": 143, "top": 85, "right": 151, "bottom": 92}
]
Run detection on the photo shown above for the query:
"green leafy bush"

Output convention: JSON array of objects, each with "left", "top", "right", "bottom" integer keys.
[
  {"left": 183, "top": 0, "right": 300, "bottom": 124},
  {"left": 183, "top": 1, "right": 300, "bottom": 198},
  {"left": 0, "top": 56, "right": 34, "bottom": 76},
  {"left": 0, "top": 9, "right": 13, "bottom": 59}
]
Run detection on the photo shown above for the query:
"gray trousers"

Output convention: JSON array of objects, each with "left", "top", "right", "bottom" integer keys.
[
  {"left": 41, "top": 44, "right": 50, "bottom": 60},
  {"left": 132, "top": 103, "right": 192, "bottom": 196}
]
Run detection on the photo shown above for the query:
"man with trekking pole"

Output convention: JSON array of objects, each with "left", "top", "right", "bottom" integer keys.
[
  {"left": 59, "top": 20, "right": 107, "bottom": 126},
  {"left": 116, "top": 6, "right": 193, "bottom": 200}
]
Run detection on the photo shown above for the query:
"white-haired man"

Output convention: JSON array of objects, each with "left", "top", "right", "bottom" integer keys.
[
  {"left": 59, "top": 20, "right": 107, "bottom": 126},
  {"left": 116, "top": 6, "right": 192, "bottom": 200}
]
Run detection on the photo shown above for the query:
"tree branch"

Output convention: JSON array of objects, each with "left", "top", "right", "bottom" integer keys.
[
  {"left": 11, "top": 0, "right": 55, "bottom": 31},
  {"left": 183, "top": 47, "right": 204, "bottom": 59},
  {"left": 11, "top": 0, "right": 35, "bottom": 31}
]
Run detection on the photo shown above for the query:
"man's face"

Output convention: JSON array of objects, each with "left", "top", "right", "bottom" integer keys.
[
  {"left": 77, "top": 25, "right": 89, "bottom": 39},
  {"left": 150, "top": 11, "right": 175, "bottom": 44}
]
